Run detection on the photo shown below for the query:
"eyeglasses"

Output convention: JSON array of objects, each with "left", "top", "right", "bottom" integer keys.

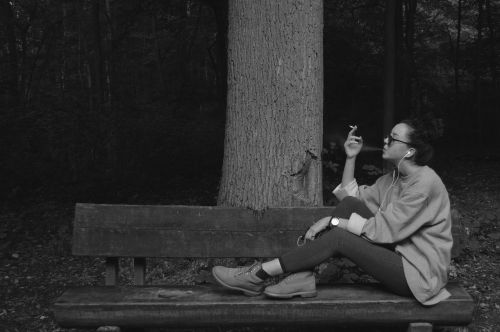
[{"left": 386, "top": 134, "right": 413, "bottom": 146}]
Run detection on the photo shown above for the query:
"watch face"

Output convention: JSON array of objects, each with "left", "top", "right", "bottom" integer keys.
[{"left": 331, "top": 217, "right": 340, "bottom": 226}]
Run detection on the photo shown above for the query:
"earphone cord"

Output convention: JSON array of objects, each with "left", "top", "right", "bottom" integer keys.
[{"left": 378, "top": 156, "right": 405, "bottom": 213}]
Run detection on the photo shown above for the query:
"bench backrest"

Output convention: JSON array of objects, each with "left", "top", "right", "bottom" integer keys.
[{"left": 73, "top": 203, "right": 333, "bottom": 258}]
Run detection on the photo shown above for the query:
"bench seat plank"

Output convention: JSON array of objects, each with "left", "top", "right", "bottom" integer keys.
[{"left": 53, "top": 283, "right": 474, "bottom": 328}]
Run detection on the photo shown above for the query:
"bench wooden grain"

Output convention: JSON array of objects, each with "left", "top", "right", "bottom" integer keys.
[{"left": 53, "top": 203, "right": 475, "bottom": 331}]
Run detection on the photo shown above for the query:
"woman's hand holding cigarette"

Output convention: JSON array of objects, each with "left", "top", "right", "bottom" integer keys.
[{"left": 344, "top": 125, "right": 363, "bottom": 158}]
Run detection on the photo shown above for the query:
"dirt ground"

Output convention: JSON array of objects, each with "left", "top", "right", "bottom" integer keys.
[{"left": 1, "top": 156, "right": 499, "bottom": 332}]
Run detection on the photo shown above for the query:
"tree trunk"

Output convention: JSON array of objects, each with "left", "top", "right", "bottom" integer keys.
[
  {"left": 91, "top": 0, "right": 104, "bottom": 106},
  {"left": 0, "top": 0, "right": 19, "bottom": 108},
  {"left": 204, "top": 0, "right": 228, "bottom": 112},
  {"left": 404, "top": 0, "right": 417, "bottom": 115},
  {"left": 61, "top": 0, "right": 68, "bottom": 100},
  {"left": 218, "top": 0, "right": 323, "bottom": 210},
  {"left": 474, "top": 0, "right": 485, "bottom": 144},
  {"left": 454, "top": 0, "right": 463, "bottom": 139},
  {"left": 103, "top": 0, "right": 117, "bottom": 181},
  {"left": 454, "top": 0, "right": 462, "bottom": 101},
  {"left": 152, "top": 11, "right": 166, "bottom": 94},
  {"left": 394, "top": 0, "right": 405, "bottom": 119},
  {"left": 384, "top": 0, "right": 396, "bottom": 138},
  {"left": 485, "top": 0, "right": 498, "bottom": 115}
]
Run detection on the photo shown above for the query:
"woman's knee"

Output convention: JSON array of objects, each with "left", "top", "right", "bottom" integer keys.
[
  {"left": 322, "top": 227, "right": 368, "bottom": 255},
  {"left": 342, "top": 196, "right": 361, "bottom": 204},
  {"left": 319, "top": 227, "right": 351, "bottom": 250}
]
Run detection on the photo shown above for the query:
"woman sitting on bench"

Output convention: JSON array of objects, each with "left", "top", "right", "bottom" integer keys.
[{"left": 212, "top": 119, "right": 452, "bottom": 306}]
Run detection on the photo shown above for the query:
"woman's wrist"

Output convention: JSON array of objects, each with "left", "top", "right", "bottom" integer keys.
[
  {"left": 326, "top": 217, "right": 349, "bottom": 230},
  {"left": 337, "top": 218, "right": 349, "bottom": 229}
]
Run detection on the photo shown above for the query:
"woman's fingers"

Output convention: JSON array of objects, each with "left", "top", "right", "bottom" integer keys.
[
  {"left": 348, "top": 125, "right": 357, "bottom": 136},
  {"left": 347, "top": 126, "right": 362, "bottom": 144},
  {"left": 305, "top": 228, "right": 315, "bottom": 241},
  {"left": 347, "top": 137, "right": 362, "bottom": 146},
  {"left": 349, "top": 136, "right": 362, "bottom": 143}
]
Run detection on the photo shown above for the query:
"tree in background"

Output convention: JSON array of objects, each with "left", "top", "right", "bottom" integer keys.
[
  {"left": 384, "top": 0, "right": 396, "bottom": 140},
  {"left": 218, "top": 0, "right": 324, "bottom": 210}
]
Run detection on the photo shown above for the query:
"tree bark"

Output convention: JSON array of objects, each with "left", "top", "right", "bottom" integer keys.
[{"left": 218, "top": 0, "right": 323, "bottom": 210}]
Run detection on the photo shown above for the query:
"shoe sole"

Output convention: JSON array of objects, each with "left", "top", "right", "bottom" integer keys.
[
  {"left": 212, "top": 269, "right": 262, "bottom": 297},
  {"left": 263, "top": 290, "right": 317, "bottom": 299}
]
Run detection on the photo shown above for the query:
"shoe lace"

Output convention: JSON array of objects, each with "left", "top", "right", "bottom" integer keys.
[
  {"left": 283, "top": 272, "right": 311, "bottom": 283},
  {"left": 236, "top": 262, "right": 260, "bottom": 276}
]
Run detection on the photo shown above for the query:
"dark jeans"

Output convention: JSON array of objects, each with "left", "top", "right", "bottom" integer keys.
[{"left": 279, "top": 197, "right": 413, "bottom": 297}]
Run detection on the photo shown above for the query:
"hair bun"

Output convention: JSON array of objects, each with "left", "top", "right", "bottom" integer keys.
[{"left": 411, "top": 114, "right": 444, "bottom": 143}]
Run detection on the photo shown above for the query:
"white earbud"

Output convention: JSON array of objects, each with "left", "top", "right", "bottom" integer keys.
[{"left": 405, "top": 150, "right": 412, "bottom": 157}]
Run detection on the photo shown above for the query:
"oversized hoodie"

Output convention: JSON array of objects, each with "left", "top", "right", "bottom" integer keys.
[{"left": 333, "top": 165, "right": 452, "bottom": 305}]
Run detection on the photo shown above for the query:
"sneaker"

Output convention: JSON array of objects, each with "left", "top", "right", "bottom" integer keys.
[
  {"left": 264, "top": 271, "right": 317, "bottom": 299},
  {"left": 212, "top": 262, "right": 265, "bottom": 296}
]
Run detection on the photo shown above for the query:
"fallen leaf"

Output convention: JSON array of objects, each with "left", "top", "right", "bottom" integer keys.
[
  {"left": 488, "top": 232, "right": 500, "bottom": 240},
  {"left": 486, "top": 213, "right": 496, "bottom": 221}
]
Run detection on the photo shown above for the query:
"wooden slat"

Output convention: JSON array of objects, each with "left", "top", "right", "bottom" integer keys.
[
  {"left": 53, "top": 283, "right": 474, "bottom": 328},
  {"left": 74, "top": 204, "right": 333, "bottom": 230},
  {"left": 74, "top": 228, "right": 308, "bottom": 257},
  {"left": 73, "top": 204, "right": 333, "bottom": 257}
]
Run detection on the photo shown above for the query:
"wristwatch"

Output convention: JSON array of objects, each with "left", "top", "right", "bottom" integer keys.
[{"left": 329, "top": 217, "right": 340, "bottom": 227}]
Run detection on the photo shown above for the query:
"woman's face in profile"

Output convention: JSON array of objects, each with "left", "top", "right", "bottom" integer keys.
[{"left": 382, "top": 123, "right": 412, "bottom": 162}]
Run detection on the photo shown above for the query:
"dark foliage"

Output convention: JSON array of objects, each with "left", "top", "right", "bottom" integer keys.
[{"left": 0, "top": 0, "right": 499, "bottom": 204}]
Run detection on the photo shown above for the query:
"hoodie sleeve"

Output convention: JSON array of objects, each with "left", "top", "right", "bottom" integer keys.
[
  {"left": 332, "top": 179, "right": 359, "bottom": 200},
  {"left": 333, "top": 174, "right": 390, "bottom": 207},
  {"left": 346, "top": 190, "right": 430, "bottom": 243}
]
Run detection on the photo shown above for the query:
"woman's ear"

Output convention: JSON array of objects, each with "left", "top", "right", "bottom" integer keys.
[{"left": 405, "top": 148, "right": 416, "bottom": 158}]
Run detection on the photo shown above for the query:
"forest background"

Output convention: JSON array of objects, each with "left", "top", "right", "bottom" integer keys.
[{"left": 1, "top": 0, "right": 499, "bottom": 206}]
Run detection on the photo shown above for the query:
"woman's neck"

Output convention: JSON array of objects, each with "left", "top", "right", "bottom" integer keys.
[{"left": 397, "top": 161, "right": 423, "bottom": 177}]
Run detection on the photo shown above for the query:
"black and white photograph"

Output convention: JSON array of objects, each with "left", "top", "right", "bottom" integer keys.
[{"left": 1, "top": 1, "right": 499, "bottom": 331}]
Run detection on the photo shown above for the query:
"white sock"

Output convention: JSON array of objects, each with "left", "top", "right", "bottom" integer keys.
[{"left": 261, "top": 258, "right": 283, "bottom": 276}]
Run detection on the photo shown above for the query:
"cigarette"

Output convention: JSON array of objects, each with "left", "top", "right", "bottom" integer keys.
[{"left": 349, "top": 125, "right": 356, "bottom": 129}]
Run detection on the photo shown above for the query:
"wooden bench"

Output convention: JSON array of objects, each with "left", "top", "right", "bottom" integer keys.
[{"left": 53, "top": 203, "right": 474, "bottom": 331}]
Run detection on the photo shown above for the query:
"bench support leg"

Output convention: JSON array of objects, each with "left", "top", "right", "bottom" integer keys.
[
  {"left": 408, "top": 322, "right": 433, "bottom": 332},
  {"left": 105, "top": 257, "right": 119, "bottom": 286},
  {"left": 134, "top": 257, "right": 146, "bottom": 285}
]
